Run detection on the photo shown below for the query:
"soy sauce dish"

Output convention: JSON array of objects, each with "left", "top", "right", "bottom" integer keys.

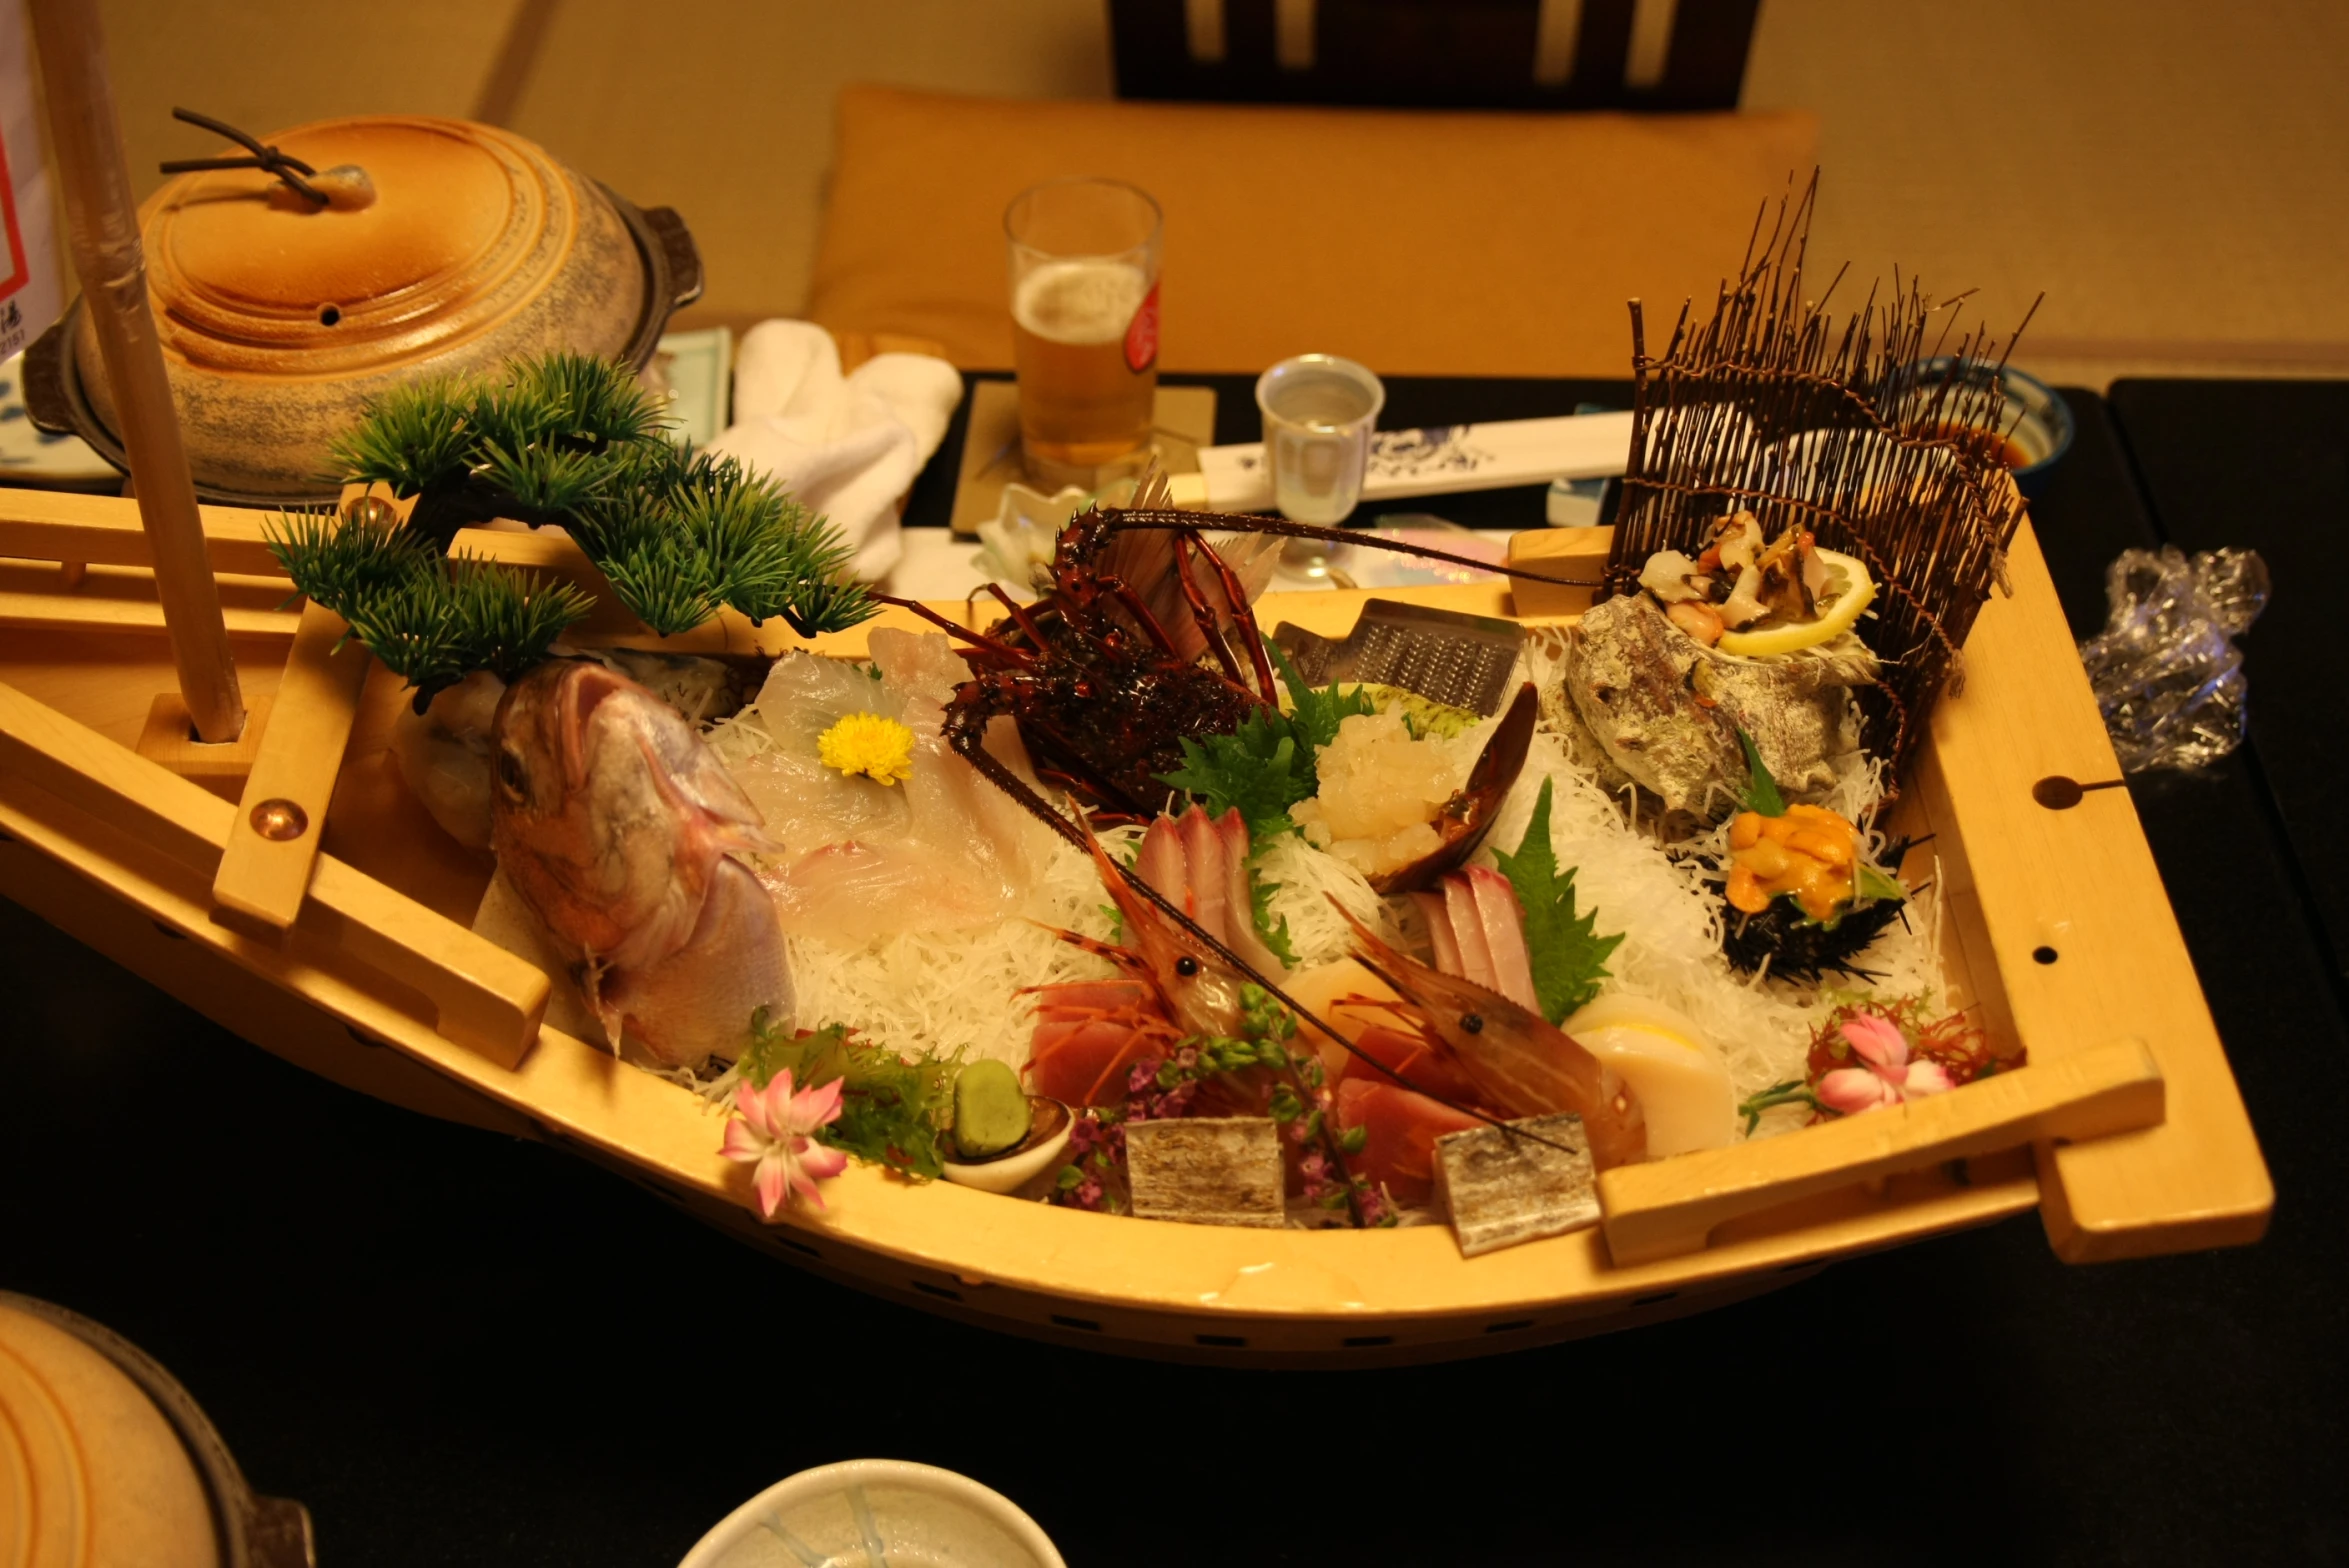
[{"left": 1909, "top": 357, "right": 2075, "bottom": 500}]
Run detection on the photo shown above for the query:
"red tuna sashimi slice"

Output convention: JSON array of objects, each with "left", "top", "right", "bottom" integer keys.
[
  {"left": 1333, "top": 1022, "right": 1483, "bottom": 1106},
  {"left": 1026, "top": 979, "right": 1182, "bottom": 1106},
  {"left": 1337, "top": 1078, "right": 1484, "bottom": 1208},
  {"left": 1027, "top": 1019, "right": 1168, "bottom": 1106}
]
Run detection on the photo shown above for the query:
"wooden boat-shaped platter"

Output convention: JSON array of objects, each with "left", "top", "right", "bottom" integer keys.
[{"left": 0, "top": 483, "right": 2272, "bottom": 1365}]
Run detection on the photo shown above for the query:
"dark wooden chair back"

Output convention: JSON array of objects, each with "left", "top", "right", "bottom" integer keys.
[{"left": 1110, "top": 0, "right": 1760, "bottom": 112}]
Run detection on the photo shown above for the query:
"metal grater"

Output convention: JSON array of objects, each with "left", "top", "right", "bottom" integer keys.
[{"left": 1270, "top": 600, "right": 1525, "bottom": 716}]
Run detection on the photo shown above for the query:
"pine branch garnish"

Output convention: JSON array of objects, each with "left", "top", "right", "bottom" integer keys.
[
  {"left": 326, "top": 376, "right": 478, "bottom": 496},
  {"left": 443, "top": 557, "right": 596, "bottom": 683},
  {"left": 598, "top": 539, "right": 721, "bottom": 637},
  {"left": 265, "top": 504, "right": 433, "bottom": 609},
  {"left": 285, "top": 351, "right": 875, "bottom": 701}
]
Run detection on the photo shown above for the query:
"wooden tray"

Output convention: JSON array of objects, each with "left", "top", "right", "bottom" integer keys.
[{"left": 0, "top": 496, "right": 2271, "bottom": 1364}]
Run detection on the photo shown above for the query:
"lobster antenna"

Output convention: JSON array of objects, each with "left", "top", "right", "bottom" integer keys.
[{"left": 1102, "top": 508, "right": 1607, "bottom": 590}]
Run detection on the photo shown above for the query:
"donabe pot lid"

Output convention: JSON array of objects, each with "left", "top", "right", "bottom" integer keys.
[{"left": 37, "top": 114, "right": 701, "bottom": 505}]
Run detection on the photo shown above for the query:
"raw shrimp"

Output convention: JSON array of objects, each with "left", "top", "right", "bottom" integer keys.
[{"left": 1333, "top": 905, "right": 1648, "bottom": 1170}]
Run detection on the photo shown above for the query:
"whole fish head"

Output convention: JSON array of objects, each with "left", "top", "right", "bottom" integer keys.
[
  {"left": 1334, "top": 901, "right": 1647, "bottom": 1169},
  {"left": 492, "top": 659, "right": 777, "bottom": 972}
]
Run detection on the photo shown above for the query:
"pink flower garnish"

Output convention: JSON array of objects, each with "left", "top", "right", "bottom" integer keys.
[
  {"left": 720, "top": 1068, "right": 848, "bottom": 1217},
  {"left": 1815, "top": 1012, "right": 1954, "bottom": 1118}
]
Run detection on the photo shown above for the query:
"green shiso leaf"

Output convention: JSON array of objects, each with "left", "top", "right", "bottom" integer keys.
[
  {"left": 1156, "top": 642, "right": 1373, "bottom": 846},
  {"left": 1490, "top": 777, "right": 1624, "bottom": 1024},
  {"left": 1266, "top": 637, "right": 1377, "bottom": 751},
  {"left": 1249, "top": 867, "right": 1300, "bottom": 968},
  {"left": 1737, "top": 726, "right": 1787, "bottom": 817},
  {"left": 739, "top": 1013, "right": 960, "bottom": 1182},
  {"left": 1158, "top": 719, "right": 1309, "bottom": 846}
]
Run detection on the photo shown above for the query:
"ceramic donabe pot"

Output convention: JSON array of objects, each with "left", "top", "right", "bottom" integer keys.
[{"left": 24, "top": 114, "right": 703, "bottom": 505}]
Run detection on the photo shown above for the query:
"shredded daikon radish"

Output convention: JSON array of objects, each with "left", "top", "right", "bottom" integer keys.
[
  {"left": 777, "top": 824, "right": 1128, "bottom": 1071},
  {"left": 1256, "top": 831, "right": 1395, "bottom": 967}
]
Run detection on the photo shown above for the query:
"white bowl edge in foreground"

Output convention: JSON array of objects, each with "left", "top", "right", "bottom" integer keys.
[{"left": 679, "top": 1457, "right": 1067, "bottom": 1568}]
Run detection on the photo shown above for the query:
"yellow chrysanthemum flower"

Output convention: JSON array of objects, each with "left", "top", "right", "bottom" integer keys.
[{"left": 817, "top": 711, "right": 916, "bottom": 786}]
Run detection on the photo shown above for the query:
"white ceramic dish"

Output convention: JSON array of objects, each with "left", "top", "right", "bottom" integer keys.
[{"left": 680, "top": 1458, "right": 1066, "bottom": 1568}]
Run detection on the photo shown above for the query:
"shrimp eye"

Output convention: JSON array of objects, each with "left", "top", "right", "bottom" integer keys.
[
  {"left": 1460, "top": 1013, "right": 1484, "bottom": 1034},
  {"left": 1174, "top": 955, "right": 1200, "bottom": 977}
]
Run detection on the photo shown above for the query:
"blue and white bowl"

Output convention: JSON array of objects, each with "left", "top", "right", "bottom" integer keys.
[{"left": 1907, "top": 357, "right": 2074, "bottom": 501}]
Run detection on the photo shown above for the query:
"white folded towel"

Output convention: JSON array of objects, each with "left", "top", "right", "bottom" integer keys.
[{"left": 707, "top": 321, "right": 964, "bottom": 582}]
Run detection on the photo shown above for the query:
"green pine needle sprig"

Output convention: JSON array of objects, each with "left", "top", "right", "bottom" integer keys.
[
  {"left": 325, "top": 376, "right": 480, "bottom": 496},
  {"left": 283, "top": 351, "right": 875, "bottom": 697},
  {"left": 265, "top": 504, "right": 433, "bottom": 610},
  {"left": 442, "top": 557, "right": 597, "bottom": 683}
]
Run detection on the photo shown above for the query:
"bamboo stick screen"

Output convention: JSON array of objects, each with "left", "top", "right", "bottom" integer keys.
[{"left": 1609, "top": 180, "right": 2033, "bottom": 779}]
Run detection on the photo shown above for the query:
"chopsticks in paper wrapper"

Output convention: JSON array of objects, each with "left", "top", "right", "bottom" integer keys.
[{"left": 1169, "top": 409, "right": 1635, "bottom": 511}]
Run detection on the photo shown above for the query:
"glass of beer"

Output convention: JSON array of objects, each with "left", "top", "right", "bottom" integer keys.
[{"left": 1005, "top": 178, "right": 1162, "bottom": 489}]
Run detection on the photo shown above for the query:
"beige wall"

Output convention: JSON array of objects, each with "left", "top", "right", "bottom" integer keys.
[
  {"left": 1744, "top": 0, "right": 2349, "bottom": 384},
  {"left": 72, "top": 0, "right": 2349, "bottom": 387}
]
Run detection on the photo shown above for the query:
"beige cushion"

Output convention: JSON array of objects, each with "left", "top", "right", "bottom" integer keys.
[{"left": 807, "top": 86, "right": 1818, "bottom": 377}]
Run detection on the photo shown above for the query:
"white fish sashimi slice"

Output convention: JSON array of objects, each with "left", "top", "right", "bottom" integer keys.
[
  {"left": 868, "top": 626, "right": 971, "bottom": 709},
  {"left": 740, "top": 634, "right": 1053, "bottom": 941},
  {"left": 1180, "top": 807, "right": 1230, "bottom": 941},
  {"left": 765, "top": 838, "right": 1020, "bottom": 945},
  {"left": 1463, "top": 866, "right": 1540, "bottom": 1016},
  {"left": 727, "top": 747, "right": 909, "bottom": 854},
  {"left": 1137, "top": 815, "right": 1189, "bottom": 908},
  {"left": 764, "top": 722, "right": 1039, "bottom": 943},
  {"left": 1442, "top": 875, "right": 1498, "bottom": 993},
  {"left": 1412, "top": 890, "right": 1461, "bottom": 975},
  {"left": 1212, "top": 807, "right": 1289, "bottom": 979}
]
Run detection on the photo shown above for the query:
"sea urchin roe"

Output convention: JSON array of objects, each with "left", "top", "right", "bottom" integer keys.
[
  {"left": 1289, "top": 710, "right": 1459, "bottom": 878},
  {"left": 1726, "top": 804, "right": 1856, "bottom": 922}
]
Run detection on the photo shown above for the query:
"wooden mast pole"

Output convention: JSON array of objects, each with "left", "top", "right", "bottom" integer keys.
[{"left": 26, "top": 0, "right": 245, "bottom": 742}]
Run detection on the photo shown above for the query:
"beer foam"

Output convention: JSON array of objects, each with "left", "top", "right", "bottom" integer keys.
[{"left": 1014, "top": 259, "right": 1149, "bottom": 346}]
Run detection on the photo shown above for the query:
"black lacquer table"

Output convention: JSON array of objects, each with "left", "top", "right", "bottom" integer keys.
[{"left": 3, "top": 380, "right": 2343, "bottom": 1567}]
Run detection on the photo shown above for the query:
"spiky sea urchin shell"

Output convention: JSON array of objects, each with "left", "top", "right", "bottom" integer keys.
[{"left": 1722, "top": 895, "right": 1906, "bottom": 982}]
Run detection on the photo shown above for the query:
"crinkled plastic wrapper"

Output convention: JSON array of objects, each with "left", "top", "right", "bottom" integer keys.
[{"left": 2078, "top": 547, "right": 2269, "bottom": 772}]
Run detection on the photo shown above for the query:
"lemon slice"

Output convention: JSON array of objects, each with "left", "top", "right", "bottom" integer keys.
[{"left": 1716, "top": 548, "right": 1876, "bottom": 658}]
